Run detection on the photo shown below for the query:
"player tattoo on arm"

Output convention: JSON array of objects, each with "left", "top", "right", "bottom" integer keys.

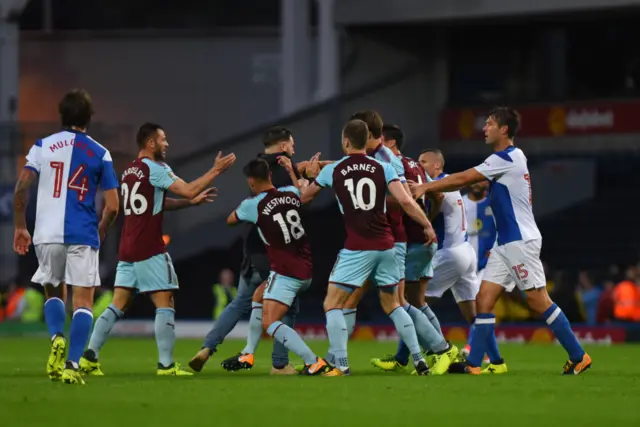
[
  {"left": 300, "top": 182, "right": 323, "bottom": 204},
  {"left": 13, "top": 169, "right": 36, "bottom": 255},
  {"left": 98, "top": 188, "right": 119, "bottom": 242},
  {"left": 13, "top": 169, "right": 36, "bottom": 230}
]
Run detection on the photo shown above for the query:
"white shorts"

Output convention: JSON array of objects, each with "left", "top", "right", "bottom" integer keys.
[
  {"left": 32, "top": 244, "right": 100, "bottom": 287},
  {"left": 426, "top": 242, "right": 479, "bottom": 302},
  {"left": 482, "top": 239, "right": 545, "bottom": 292}
]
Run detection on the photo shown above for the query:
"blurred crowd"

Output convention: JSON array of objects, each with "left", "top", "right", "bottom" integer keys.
[{"left": 2, "top": 263, "right": 640, "bottom": 325}]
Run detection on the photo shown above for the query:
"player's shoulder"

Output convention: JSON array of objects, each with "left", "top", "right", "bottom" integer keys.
[
  {"left": 141, "top": 157, "right": 172, "bottom": 170},
  {"left": 486, "top": 146, "right": 523, "bottom": 163},
  {"left": 76, "top": 132, "right": 111, "bottom": 158},
  {"left": 277, "top": 185, "right": 300, "bottom": 196}
]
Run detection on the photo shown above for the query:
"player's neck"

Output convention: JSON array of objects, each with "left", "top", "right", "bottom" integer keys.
[
  {"left": 138, "top": 150, "right": 157, "bottom": 161},
  {"left": 67, "top": 126, "right": 86, "bottom": 133},
  {"left": 347, "top": 149, "right": 367, "bottom": 155},
  {"left": 493, "top": 139, "right": 514, "bottom": 152},
  {"left": 434, "top": 169, "right": 444, "bottom": 178},
  {"left": 253, "top": 182, "right": 275, "bottom": 194},
  {"left": 366, "top": 139, "right": 382, "bottom": 152},
  {"left": 264, "top": 146, "right": 284, "bottom": 155},
  {"left": 389, "top": 146, "right": 400, "bottom": 156}
]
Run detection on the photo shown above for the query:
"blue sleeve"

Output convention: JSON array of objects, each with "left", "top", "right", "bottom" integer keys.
[
  {"left": 383, "top": 162, "right": 399, "bottom": 185},
  {"left": 315, "top": 163, "right": 335, "bottom": 188},
  {"left": 389, "top": 155, "right": 406, "bottom": 183},
  {"left": 100, "top": 150, "right": 119, "bottom": 190},
  {"left": 235, "top": 197, "right": 259, "bottom": 224},
  {"left": 280, "top": 185, "right": 300, "bottom": 196},
  {"left": 144, "top": 158, "right": 179, "bottom": 190}
]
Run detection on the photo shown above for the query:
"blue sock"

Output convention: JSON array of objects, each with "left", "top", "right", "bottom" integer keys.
[
  {"left": 343, "top": 308, "right": 357, "bottom": 337},
  {"left": 87, "top": 304, "right": 123, "bottom": 359},
  {"left": 155, "top": 308, "right": 176, "bottom": 368},
  {"left": 267, "top": 321, "right": 317, "bottom": 365},
  {"left": 405, "top": 304, "right": 447, "bottom": 353},
  {"left": 394, "top": 340, "right": 410, "bottom": 366},
  {"left": 467, "top": 323, "right": 475, "bottom": 348},
  {"left": 419, "top": 304, "right": 443, "bottom": 336},
  {"left": 468, "top": 313, "right": 501, "bottom": 367},
  {"left": 325, "top": 309, "right": 348, "bottom": 370},
  {"left": 544, "top": 303, "right": 585, "bottom": 362},
  {"left": 67, "top": 308, "right": 93, "bottom": 366},
  {"left": 389, "top": 307, "right": 424, "bottom": 366},
  {"left": 44, "top": 297, "right": 66, "bottom": 339},
  {"left": 241, "top": 302, "right": 263, "bottom": 355}
]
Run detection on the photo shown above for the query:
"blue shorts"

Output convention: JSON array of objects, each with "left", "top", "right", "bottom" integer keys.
[
  {"left": 405, "top": 242, "right": 437, "bottom": 282},
  {"left": 264, "top": 271, "right": 311, "bottom": 307},
  {"left": 115, "top": 253, "right": 179, "bottom": 293},
  {"left": 394, "top": 242, "right": 407, "bottom": 280},
  {"left": 329, "top": 248, "right": 399, "bottom": 291}
]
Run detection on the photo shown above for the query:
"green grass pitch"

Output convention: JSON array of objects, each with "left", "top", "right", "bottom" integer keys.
[{"left": 0, "top": 338, "right": 638, "bottom": 427}]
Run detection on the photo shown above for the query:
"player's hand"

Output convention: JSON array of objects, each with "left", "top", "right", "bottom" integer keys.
[
  {"left": 297, "top": 178, "right": 309, "bottom": 192},
  {"left": 409, "top": 181, "right": 427, "bottom": 199},
  {"left": 13, "top": 228, "right": 32, "bottom": 255},
  {"left": 213, "top": 151, "right": 236, "bottom": 175},
  {"left": 423, "top": 226, "right": 436, "bottom": 246},
  {"left": 191, "top": 188, "right": 217, "bottom": 205},
  {"left": 305, "top": 152, "right": 321, "bottom": 178},
  {"left": 277, "top": 155, "right": 294, "bottom": 172}
]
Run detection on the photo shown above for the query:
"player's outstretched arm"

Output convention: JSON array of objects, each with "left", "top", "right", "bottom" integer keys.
[
  {"left": 410, "top": 168, "right": 485, "bottom": 199},
  {"left": 98, "top": 188, "right": 120, "bottom": 242},
  {"left": 300, "top": 181, "right": 322, "bottom": 204},
  {"left": 389, "top": 180, "right": 436, "bottom": 244},
  {"left": 13, "top": 168, "right": 37, "bottom": 255},
  {"left": 165, "top": 188, "right": 217, "bottom": 211},
  {"left": 226, "top": 211, "right": 240, "bottom": 226},
  {"left": 169, "top": 151, "right": 236, "bottom": 199}
]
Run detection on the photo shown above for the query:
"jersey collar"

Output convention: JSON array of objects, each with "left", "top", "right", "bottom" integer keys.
[
  {"left": 367, "top": 142, "right": 383, "bottom": 156},
  {"left": 497, "top": 145, "right": 516, "bottom": 154}
]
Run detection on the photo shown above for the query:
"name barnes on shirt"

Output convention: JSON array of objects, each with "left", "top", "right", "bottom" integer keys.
[{"left": 241, "top": 152, "right": 301, "bottom": 280}]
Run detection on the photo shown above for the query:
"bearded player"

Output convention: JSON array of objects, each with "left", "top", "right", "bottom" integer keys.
[{"left": 79, "top": 123, "right": 235, "bottom": 376}]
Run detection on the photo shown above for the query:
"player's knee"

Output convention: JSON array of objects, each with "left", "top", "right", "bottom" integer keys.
[
  {"left": 253, "top": 283, "right": 266, "bottom": 303},
  {"left": 72, "top": 288, "right": 95, "bottom": 310},
  {"left": 525, "top": 287, "right": 553, "bottom": 314}
]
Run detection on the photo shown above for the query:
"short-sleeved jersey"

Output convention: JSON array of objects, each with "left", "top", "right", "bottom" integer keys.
[
  {"left": 118, "top": 157, "right": 179, "bottom": 262},
  {"left": 235, "top": 186, "right": 312, "bottom": 280},
  {"left": 241, "top": 152, "right": 301, "bottom": 277},
  {"left": 315, "top": 153, "right": 397, "bottom": 251},
  {"left": 369, "top": 143, "right": 407, "bottom": 243},
  {"left": 463, "top": 194, "right": 497, "bottom": 270},
  {"left": 24, "top": 130, "right": 119, "bottom": 249},
  {"left": 431, "top": 173, "right": 468, "bottom": 250},
  {"left": 400, "top": 155, "right": 429, "bottom": 244},
  {"left": 474, "top": 146, "right": 541, "bottom": 245}
]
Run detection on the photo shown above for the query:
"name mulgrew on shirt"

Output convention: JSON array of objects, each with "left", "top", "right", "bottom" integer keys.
[
  {"left": 262, "top": 195, "right": 301, "bottom": 216},
  {"left": 49, "top": 138, "right": 96, "bottom": 158}
]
